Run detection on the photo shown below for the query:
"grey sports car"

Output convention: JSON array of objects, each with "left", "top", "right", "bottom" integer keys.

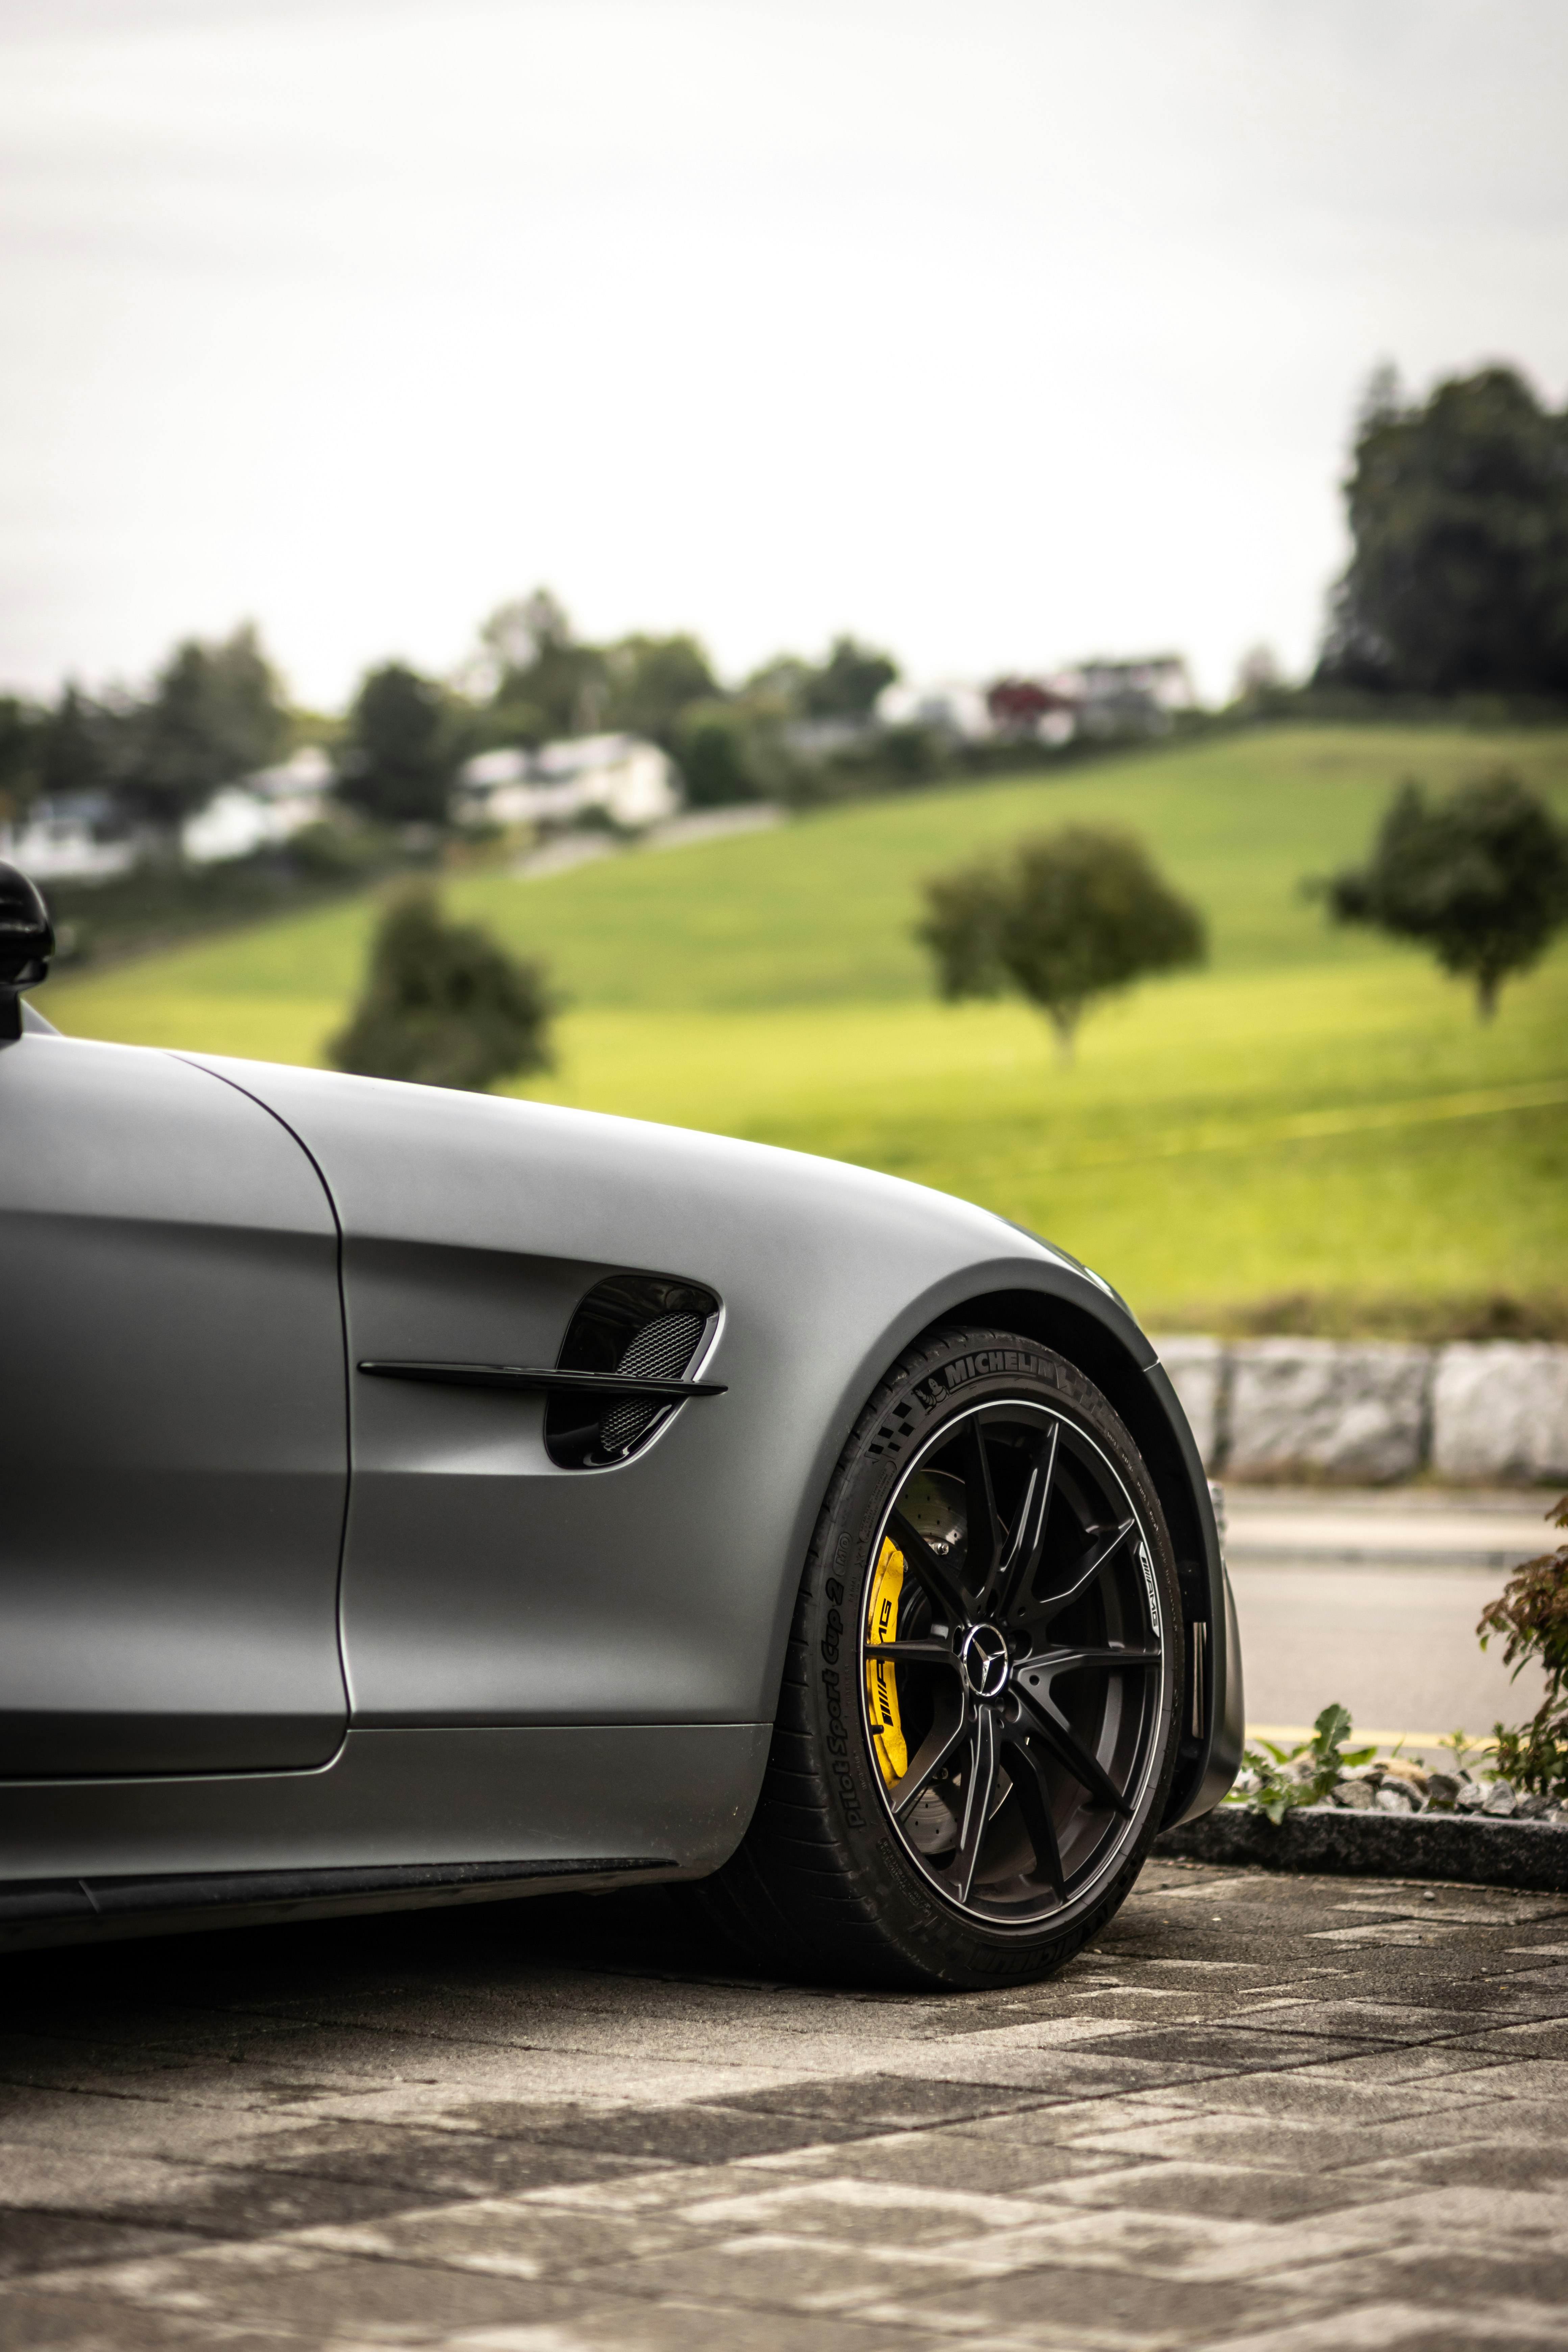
[{"left": 0, "top": 859, "right": 1241, "bottom": 1986}]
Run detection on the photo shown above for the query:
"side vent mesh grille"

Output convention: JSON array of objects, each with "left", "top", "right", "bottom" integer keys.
[
  {"left": 597, "top": 1312, "right": 706, "bottom": 1457},
  {"left": 545, "top": 1274, "right": 719, "bottom": 1469}
]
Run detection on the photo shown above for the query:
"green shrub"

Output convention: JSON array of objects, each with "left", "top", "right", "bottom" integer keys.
[
  {"left": 330, "top": 885, "right": 558, "bottom": 1093},
  {"left": 1479, "top": 1496, "right": 1568, "bottom": 1794}
]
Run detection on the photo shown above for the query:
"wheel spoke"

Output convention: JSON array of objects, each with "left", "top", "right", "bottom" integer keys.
[
  {"left": 866, "top": 1639, "right": 961, "bottom": 1669},
  {"left": 1013, "top": 1683, "right": 1133, "bottom": 1816},
  {"left": 993, "top": 1422, "right": 1059, "bottom": 1622},
  {"left": 957, "top": 1419, "right": 1002, "bottom": 1600},
  {"left": 890, "top": 1705, "right": 972, "bottom": 1821},
  {"left": 951, "top": 1708, "right": 1000, "bottom": 1904},
  {"left": 1017, "top": 1644, "right": 1161, "bottom": 1685},
  {"left": 1025, "top": 1518, "right": 1137, "bottom": 1632},
  {"left": 887, "top": 1508, "right": 965, "bottom": 1625},
  {"left": 1000, "top": 1730, "right": 1066, "bottom": 1901}
]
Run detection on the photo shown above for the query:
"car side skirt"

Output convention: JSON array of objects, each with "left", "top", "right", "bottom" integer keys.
[{"left": 0, "top": 1723, "right": 770, "bottom": 1951}]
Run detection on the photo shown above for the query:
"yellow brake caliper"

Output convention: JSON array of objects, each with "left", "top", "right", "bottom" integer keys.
[{"left": 864, "top": 1536, "right": 909, "bottom": 1784}]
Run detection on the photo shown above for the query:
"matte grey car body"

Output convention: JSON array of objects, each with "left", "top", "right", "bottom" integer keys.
[{"left": 1, "top": 1011, "right": 1242, "bottom": 1950}]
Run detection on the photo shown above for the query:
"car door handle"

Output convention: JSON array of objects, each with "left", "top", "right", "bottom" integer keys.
[{"left": 357, "top": 1361, "right": 727, "bottom": 1400}]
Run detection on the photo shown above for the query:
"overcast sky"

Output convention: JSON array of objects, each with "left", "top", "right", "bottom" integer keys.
[{"left": 2, "top": 0, "right": 1565, "bottom": 711}]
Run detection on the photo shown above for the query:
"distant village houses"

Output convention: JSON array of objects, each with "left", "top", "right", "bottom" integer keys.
[
  {"left": 885, "top": 655, "right": 1197, "bottom": 750},
  {"left": 1, "top": 644, "right": 1200, "bottom": 892},
  {"left": 0, "top": 745, "right": 335, "bottom": 882}
]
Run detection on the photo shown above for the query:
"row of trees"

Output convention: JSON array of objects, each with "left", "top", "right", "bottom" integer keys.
[
  {"left": 330, "top": 759, "right": 1568, "bottom": 1104},
  {"left": 911, "top": 770, "right": 1568, "bottom": 1068},
  {"left": 0, "top": 593, "right": 903, "bottom": 837}
]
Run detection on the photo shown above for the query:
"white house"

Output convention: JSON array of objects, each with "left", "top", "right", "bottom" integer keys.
[
  {"left": 1053, "top": 655, "right": 1196, "bottom": 737},
  {"left": 0, "top": 793, "right": 140, "bottom": 884},
  {"left": 455, "top": 734, "right": 680, "bottom": 833},
  {"left": 875, "top": 681, "right": 996, "bottom": 742},
  {"left": 180, "top": 746, "right": 333, "bottom": 866}
]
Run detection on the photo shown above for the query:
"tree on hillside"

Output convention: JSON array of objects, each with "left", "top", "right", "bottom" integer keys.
[
  {"left": 0, "top": 695, "right": 45, "bottom": 822},
  {"left": 1318, "top": 365, "right": 1568, "bottom": 696},
  {"left": 801, "top": 635, "right": 899, "bottom": 717},
  {"left": 1231, "top": 644, "right": 1283, "bottom": 705},
  {"left": 743, "top": 653, "right": 814, "bottom": 710},
  {"left": 338, "top": 663, "right": 455, "bottom": 827},
  {"left": 28, "top": 687, "right": 108, "bottom": 803},
  {"left": 475, "top": 590, "right": 608, "bottom": 740},
  {"left": 603, "top": 633, "right": 718, "bottom": 744},
  {"left": 742, "top": 637, "right": 900, "bottom": 722},
  {"left": 1319, "top": 769, "right": 1568, "bottom": 1019},
  {"left": 329, "top": 886, "right": 559, "bottom": 1092},
  {"left": 130, "top": 624, "right": 291, "bottom": 828},
  {"left": 675, "top": 707, "right": 767, "bottom": 806},
  {"left": 917, "top": 827, "right": 1207, "bottom": 1060}
]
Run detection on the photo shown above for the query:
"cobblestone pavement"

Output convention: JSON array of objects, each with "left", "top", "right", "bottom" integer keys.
[{"left": 4, "top": 1859, "right": 1568, "bottom": 2351}]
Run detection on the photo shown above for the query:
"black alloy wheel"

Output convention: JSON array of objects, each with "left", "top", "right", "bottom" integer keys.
[
  {"left": 692, "top": 1325, "right": 1185, "bottom": 1989},
  {"left": 862, "top": 1398, "right": 1166, "bottom": 1926}
]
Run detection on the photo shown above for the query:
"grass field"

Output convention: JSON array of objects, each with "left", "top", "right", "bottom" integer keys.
[{"left": 37, "top": 724, "right": 1568, "bottom": 1328}]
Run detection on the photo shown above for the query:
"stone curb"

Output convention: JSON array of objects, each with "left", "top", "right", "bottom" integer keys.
[
  {"left": 1155, "top": 1802, "right": 1568, "bottom": 1892},
  {"left": 1153, "top": 1334, "right": 1568, "bottom": 1485}
]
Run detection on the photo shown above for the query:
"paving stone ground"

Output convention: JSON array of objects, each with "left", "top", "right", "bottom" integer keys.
[{"left": 3, "top": 1860, "right": 1568, "bottom": 2350}]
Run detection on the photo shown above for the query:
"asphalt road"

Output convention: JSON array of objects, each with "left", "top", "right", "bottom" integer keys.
[{"left": 1223, "top": 1486, "right": 1559, "bottom": 1763}]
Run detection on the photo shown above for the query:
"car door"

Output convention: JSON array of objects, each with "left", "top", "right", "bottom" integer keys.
[{"left": 0, "top": 1031, "right": 349, "bottom": 1777}]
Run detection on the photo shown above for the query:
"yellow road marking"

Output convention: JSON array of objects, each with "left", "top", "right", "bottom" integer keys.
[{"left": 1247, "top": 1722, "right": 1495, "bottom": 1751}]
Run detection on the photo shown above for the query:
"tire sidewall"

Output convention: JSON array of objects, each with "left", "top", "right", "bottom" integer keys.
[{"left": 804, "top": 1328, "right": 1184, "bottom": 1987}]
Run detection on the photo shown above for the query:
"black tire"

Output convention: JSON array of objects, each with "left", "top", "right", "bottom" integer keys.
[{"left": 696, "top": 1325, "right": 1185, "bottom": 1989}]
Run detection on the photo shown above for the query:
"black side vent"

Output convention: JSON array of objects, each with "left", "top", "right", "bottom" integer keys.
[{"left": 546, "top": 1273, "right": 719, "bottom": 1469}]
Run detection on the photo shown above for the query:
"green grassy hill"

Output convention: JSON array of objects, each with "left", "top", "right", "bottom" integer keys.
[{"left": 37, "top": 724, "right": 1568, "bottom": 1328}]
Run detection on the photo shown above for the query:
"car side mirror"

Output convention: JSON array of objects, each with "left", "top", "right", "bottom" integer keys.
[{"left": 0, "top": 860, "right": 54, "bottom": 1042}]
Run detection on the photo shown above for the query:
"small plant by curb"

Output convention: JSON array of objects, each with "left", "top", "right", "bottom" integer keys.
[
  {"left": 1478, "top": 1493, "right": 1568, "bottom": 1796},
  {"left": 1235, "top": 1705, "right": 1378, "bottom": 1823},
  {"left": 1227, "top": 1703, "right": 1568, "bottom": 1826},
  {"left": 1222, "top": 1712, "right": 1568, "bottom": 1834}
]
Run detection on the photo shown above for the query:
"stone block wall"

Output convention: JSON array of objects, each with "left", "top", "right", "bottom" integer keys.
[{"left": 1152, "top": 1335, "right": 1568, "bottom": 1485}]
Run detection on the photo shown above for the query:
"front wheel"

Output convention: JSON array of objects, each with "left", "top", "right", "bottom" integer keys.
[{"left": 699, "top": 1326, "right": 1185, "bottom": 1988}]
